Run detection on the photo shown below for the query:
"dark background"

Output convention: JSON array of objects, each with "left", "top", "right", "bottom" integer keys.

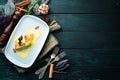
[{"left": 0, "top": 0, "right": 120, "bottom": 80}]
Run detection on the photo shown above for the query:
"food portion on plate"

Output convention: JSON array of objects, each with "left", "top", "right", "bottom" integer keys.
[
  {"left": 13, "top": 26, "right": 41, "bottom": 58},
  {"left": 13, "top": 33, "right": 34, "bottom": 50}
]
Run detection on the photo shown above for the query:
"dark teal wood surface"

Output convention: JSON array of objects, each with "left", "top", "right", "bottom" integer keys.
[
  {"left": 49, "top": 0, "right": 120, "bottom": 13},
  {"left": 0, "top": 0, "right": 120, "bottom": 80},
  {"left": 48, "top": 14, "right": 120, "bottom": 32}
]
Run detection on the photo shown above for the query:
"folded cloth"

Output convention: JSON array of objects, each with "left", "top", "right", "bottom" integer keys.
[
  {"left": 50, "top": 20, "right": 61, "bottom": 32},
  {"left": 0, "top": 0, "right": 15, "bottom": 16}
]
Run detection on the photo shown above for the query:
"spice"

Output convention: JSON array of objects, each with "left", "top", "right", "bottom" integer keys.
[
  {"left": 16, "top": 7, "right": 28, "bottom": 13},
  {"left": 38, "top": 4, "right": 49, "bottom": 15},
  {"left": 40, "top": 16, "right": 50, "bottom": 23},
  {"left": 31, "top": 0, "right": 50, "bottom": 15},
  {"left": 15, "top": 0, "right": 31, "bottom": 8}
]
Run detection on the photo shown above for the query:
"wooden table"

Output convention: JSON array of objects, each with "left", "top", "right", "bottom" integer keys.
[{"left": 0, "top": 0, "right": 120, "bottom": 80}]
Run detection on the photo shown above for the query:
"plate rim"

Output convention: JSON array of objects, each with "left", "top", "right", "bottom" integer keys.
[{"left": 4, "top": 15, "right": 49, "bottom": 68}]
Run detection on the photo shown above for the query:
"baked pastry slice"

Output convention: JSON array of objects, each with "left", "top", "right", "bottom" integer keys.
[{"left": 13, "top": 33, "right": 34, "bottom": 53}]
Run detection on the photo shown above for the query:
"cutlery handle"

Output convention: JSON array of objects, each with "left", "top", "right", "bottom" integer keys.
[
  {"left": 49, "top": 64, "right": 54, "bottom": 79},
  {"left": 35, "top": 58, "right": 52, "bottom": 75},
  {"left": 35, "top": 65, "right": 46, "bottom": 75},
  {"left": 35, "top": 62, "right": 50, "bottom": 75},
  {"left": 38, "top": 65, "right": 48, "bottom": 79}
]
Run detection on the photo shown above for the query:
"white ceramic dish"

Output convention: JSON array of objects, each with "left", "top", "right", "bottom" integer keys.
[{"left": 5, "top": 15, "right": 49, "bottom": 68}]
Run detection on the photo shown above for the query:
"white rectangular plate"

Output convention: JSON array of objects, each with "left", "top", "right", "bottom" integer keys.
[{"left": 5, "top": 15, "right": 49, "bottom": 68}]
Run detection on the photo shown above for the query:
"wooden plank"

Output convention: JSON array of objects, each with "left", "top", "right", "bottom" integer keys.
[
  {"left": 63, "top": 49, "right": 120, "bottom": 66},
  {"left": 1, "top": 0, "right": 120, "bottom": 13},
  {"left": 0, "top": 49, "right": 120, "bottom": 66},
  {"left": 53, "top": 32, "right": 120, "bottom": 49},
  {"left": 0, "top": 53, "right": 13, "bottom": 66},
  {"left": 0, "top": 69, "right": 38, "bottom": 80},
  {"left": 48, "top": 14, "right": 120, "bottom": 32},
  {"left": 53, "top": 68, "right": 120, "bottom": 80},
  {"left": 1, "top": 14, "right": 120, "bottom": 33},
  {"left": 0, "top": 49, "right": 120, "bottom": 79},
  {"left": 0, "top": 66, "right": 119, "bottom": 80},
  {"left": 49, "top": 0, "right": 120, "bottom": 13}
]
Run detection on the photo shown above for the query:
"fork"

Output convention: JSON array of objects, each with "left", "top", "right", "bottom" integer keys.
[
  {"left": 38, "top": 51, "right": 66, "bottom": 79},
  {"left": 35, "top": 47, "right": 60, "bottom": 75},
  {"left": 50, "top": 51, "right": 66, "bottom": 64}
]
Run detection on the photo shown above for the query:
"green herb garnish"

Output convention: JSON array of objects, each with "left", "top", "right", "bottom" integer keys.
[{"left": 26, "top": 0, "right": 39, "bottom": 15}]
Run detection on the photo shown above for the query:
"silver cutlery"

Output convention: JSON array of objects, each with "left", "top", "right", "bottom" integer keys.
[
  {"left": 55, "top": 59, "right": 68, "bottom": 70},
  {"left": 54, "top": 59, "right": 70, "bottom": 74},
  {"left": 37, "top": 51, "right": 66, "bottom": 79},
  {"left": 50, "top": 51, "right": 66, "bottom": 64},
  {"left": 35, "top": 47, "right": 60, "bottom": 75}
]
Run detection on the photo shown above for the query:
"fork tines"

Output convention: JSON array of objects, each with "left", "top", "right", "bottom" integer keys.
[{"left": 58, "top": 51, "right": 66, "bottom": 59}]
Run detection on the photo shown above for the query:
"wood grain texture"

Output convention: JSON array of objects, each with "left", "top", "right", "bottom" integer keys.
[
  {"left": 48, "top": 14, "right": 120, "bottom": 32},
  {"left": 0, "top": 67, "right": 119, "bottom": 80},
  {"left": 53, "top": 32, "right": 120, "bottom": 49},
  {"left": 49, "top": 0, "right": 120, "bottom": 13},
  {"left": 0, "top": 49, "right": 120, "bottom": 68},
  {"left": 1, "top": 0, "right": 120, "bottom": 13},
  {"left": 0, "top": 0, "right": 120, "bottom": 80}
]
